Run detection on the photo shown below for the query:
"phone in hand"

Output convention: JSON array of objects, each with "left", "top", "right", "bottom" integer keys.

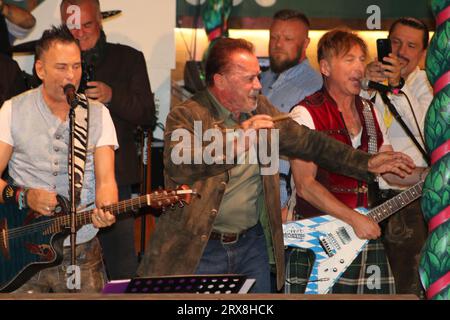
[{"left": 376, "top": 39, "right": 392, "bottom": 66}]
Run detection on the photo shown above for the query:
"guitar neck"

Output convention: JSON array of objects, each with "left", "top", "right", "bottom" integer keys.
[
  {"left": 82, "top": 195, "right": 150, "bottom": 225},
  {"left": 368, "top": 180, "right": 424, "bottom": 223},
  {"left": 56, "top": 195, "right": 151, "bottom": 228},
  {"left": 54, "top": 188, "right": 193, "bottom": 230}
]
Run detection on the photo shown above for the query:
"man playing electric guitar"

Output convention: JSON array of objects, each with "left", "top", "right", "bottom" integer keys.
[
  {"left": 288, "top": 29, "right": 427, "bottom": 294},
  {"left": 0, "top": 25, "right": 117, "bottom": 293}
]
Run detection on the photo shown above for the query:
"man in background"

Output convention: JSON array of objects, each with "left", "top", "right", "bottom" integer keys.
[
  {"left": 260, "top": 9, "right": 323, "bottom": 292},
  {"left": 0, "top": 0, "right": 36, "bottom": 56},
  {"left": 261, "top": 9, "right": 322, "bottom": 220},
  {"left": 363, "top": 17, "right": 432, "bottom": 298},
  {"left": 61, "top": 0, "right": 156, "bottom": 281}
]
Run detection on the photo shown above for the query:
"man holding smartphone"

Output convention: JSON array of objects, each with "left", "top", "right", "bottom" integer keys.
[{"left": 362, "top": 17, "right": 433, "bottom": 298}]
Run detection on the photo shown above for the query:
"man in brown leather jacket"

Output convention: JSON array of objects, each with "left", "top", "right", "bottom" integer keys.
[{"left": 137, "top": 38, "right": 414, "bottom": 293}]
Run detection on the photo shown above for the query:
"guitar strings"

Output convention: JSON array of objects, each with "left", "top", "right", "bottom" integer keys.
[
  {"left": 0, "top": 193, "right": 190, "bottom": 241},
  {"left": 2, "top": 194, "right": 175, "bottom": 238}
]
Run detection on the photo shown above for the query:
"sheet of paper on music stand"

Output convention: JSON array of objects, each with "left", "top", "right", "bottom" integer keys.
[
  {"left": 102, "top": 279, "right": 131, "bottom": 294},
  {"left": 238, "top": 279, "right": 256, "bottom": 294}
]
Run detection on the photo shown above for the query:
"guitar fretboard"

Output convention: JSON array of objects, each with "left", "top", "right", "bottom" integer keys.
[
  {"left": 368, "top": 181, "right": 424, "bottom": 223},
  {"left": 44, "top": 190, "right": 192, "bottom": 235},
  {"left": 72, "top": 195, "right": 151, "bottom": 226}
]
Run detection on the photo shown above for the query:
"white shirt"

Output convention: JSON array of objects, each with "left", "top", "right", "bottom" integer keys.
[
  {"left": 5, "top": 19, "right": 31, "bottom": 39},
  {"left": 361, "top": 67, "right": 433, "bottom": 189},
  {"left": 0, "top": 88, "right": 119, "bottom": 246},
  {"left": 291, "top": 104, "right": 390, "bottom": 149}
]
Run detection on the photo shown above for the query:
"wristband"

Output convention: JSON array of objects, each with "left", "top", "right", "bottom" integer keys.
[{"left": 2, "top": 184, "right": 21, "bottom": 205}]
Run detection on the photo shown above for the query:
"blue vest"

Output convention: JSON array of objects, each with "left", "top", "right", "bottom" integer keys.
[{"left": 8, "top": 87, "right": 108, "bottom": 245}]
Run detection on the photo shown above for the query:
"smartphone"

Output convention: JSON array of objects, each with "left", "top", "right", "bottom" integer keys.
[{"left": 376, "top": 39, "right": 392, "bottom": 65}]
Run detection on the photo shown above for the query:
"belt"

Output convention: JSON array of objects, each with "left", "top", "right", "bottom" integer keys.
[
  {"left": 330, "top": 185, "right": 368, "bottom": 194},
  {"left": 209, "top": 228, "right": 249, "bottom": 244}
]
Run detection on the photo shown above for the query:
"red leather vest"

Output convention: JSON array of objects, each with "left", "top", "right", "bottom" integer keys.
[{"left": 295, "top": 88, "right": 383, "bottom": 218}]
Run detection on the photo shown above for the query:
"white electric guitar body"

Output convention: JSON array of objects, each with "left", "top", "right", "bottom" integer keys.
[{"left": 283, "top": 181, "right": 423, "bottom": 294}]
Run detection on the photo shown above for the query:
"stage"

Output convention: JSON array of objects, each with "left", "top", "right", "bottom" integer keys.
[{"left": 0, "top": 293, "right": 419, "bottom": 300}]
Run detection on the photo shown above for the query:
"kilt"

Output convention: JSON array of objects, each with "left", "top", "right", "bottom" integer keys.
[{"left": 285, "top": 239, "right": 396, "bottom": 294}]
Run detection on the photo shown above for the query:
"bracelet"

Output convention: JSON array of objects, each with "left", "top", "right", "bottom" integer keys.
[
  {"left": 18, "top": 189, "right": 28, "bottom": 210},
  {"left": 24, "top": 189, "right": 29, "bottom": 208}
]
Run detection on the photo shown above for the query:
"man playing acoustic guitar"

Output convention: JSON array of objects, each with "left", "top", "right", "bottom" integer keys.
[{"left": 0, "top": 25, "right": 117, "bottom": 293}]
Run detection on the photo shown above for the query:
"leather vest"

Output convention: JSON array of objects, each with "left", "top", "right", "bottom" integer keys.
[{"left": 295, "top": 88, "right": 383, "bottom": 218}]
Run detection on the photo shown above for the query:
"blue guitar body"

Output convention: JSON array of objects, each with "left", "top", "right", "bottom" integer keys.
[
  {"left": 0, "top": 203, "right": 67, "bottom": 292},
  {"left": 0, "top": 186, "right": 195, "bottom": 292}
]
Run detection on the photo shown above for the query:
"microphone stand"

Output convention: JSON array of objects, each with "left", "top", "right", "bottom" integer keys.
[
  {"left": 138, "top": 126, "right": 152, "bottom": 262},
  {"left": 68, "top": 104, "right": 78, "bottom": 292}
]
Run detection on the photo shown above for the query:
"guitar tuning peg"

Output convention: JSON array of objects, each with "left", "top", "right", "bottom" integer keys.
[{"left": 170, "top": 204, "right": 176, "bottom": 210}]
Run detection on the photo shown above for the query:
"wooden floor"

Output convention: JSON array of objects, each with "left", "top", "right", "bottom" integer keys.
[{"left": 0, "top": 293, "right": 419, "bottom": 300}]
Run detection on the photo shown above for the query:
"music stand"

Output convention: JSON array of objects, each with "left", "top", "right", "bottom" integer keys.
[{"left": 102, "top": 274, "right": 255, "bottom": 294}]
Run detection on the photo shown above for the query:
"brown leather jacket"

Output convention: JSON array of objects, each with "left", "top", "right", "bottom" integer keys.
[{"left": 137, "top": 90, "right": 373, "bottom": 290}]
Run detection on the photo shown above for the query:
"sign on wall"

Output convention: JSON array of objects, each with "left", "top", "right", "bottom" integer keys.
[{"left": 177, "top": 0, "right": 433, "bottom": 29}]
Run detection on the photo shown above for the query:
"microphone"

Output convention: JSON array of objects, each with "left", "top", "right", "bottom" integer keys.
[
  {"left": 64, "top": 84, "right": 78, "bottom": 108},
  {"left": 360, "top": 78, "right": 391, "bottom": 93}
]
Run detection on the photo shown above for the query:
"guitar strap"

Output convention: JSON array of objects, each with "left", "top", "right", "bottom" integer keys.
[
  {"left": 361, "top": 99, "right": 380, "bottom": 208},
  {"left": 68, "top": 93, "right": 89, "bottom": 207}
]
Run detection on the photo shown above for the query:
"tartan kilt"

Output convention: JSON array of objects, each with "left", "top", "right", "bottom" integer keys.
[{"left": 285, "top": 239, "right": 396, "bottom": 294}]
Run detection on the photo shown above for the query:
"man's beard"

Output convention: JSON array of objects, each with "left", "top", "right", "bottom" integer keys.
[{"left": 269, "top": 49, "right": 303, "bottom": 74}]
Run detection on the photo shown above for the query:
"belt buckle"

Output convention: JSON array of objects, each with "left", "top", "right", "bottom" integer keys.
[
  {"left": 357, "top": 185, "right": 368, "bottom": 193},
  {"left": 221, "top": 232, "right": 239, "bottom": 245}
]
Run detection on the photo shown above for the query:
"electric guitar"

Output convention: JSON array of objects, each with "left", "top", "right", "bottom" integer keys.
[
  {"left": 283, "top": 180, "right": 423, "bottom": 294},
  {"left": 0, "top": 186, "right": 195, "bottom": 292}
]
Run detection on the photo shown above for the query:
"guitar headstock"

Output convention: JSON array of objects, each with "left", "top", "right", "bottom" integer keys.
[{"left": 149, "top": 185, "right": 195, "bottom": 210}]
